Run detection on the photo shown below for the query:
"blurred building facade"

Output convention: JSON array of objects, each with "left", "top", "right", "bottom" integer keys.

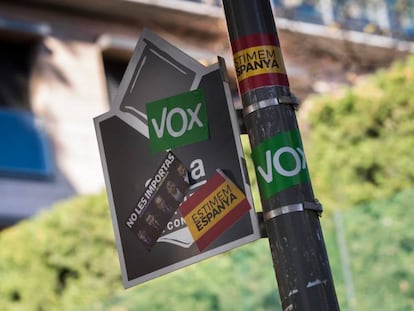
[
  {"left": 272, "top": 0, "right": 414, "bottom": 37},
  {"left": 0, "top": 0, "right": 412, "bottom": 228},
  {"left": 0, "top": 0, "right": 233, "bottom": 228}
]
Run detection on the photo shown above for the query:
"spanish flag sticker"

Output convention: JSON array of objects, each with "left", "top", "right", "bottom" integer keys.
[
  {"left": 230, "top": 33, "right": 289, "bottom": 94},
  {"left": 179, "top": 169, "right": 251, "bottom": 252}
]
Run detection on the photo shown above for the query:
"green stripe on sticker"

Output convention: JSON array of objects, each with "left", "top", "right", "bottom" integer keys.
[{"left": 251, "top": 129, "right": 310, "bottom": 199}]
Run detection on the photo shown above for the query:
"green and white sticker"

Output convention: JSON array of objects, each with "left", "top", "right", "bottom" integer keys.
[
  {"left": 147, "top": 89, "right": 209, "bottom": 153},
  {"left": 251, "top": 129, "right": 310, "bottom": 199}
]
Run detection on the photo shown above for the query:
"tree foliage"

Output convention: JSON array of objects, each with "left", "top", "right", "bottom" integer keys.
[
  {"left": 0, "top": 193, "right": 123, "bottom": 311},
  {"left": 340, "top": 189, "right": 414, "bottom": 311},
  {"left": 1, "top": 188, "right": 413, "bottom": 310},
  {"left": 304, "top": 56, "right": 414, "bottom": 209},
  {"left": 0, "top": 191, "right": 280, "bottom": 311},
  {"left": 84, "top": 240, "right": 281, "bottom": 311}
]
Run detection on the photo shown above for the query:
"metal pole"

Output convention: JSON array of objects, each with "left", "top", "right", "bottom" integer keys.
[{"left": 221, "top": 1, "right": 340, "bottom": 310}]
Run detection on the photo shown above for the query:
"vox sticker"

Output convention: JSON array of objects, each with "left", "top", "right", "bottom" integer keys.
[
  {"left": 147, "top": 89, "right": 209, "bottom": 153},
  {"left": 251, "top": 129, "right": 310, "bottom": 199}
]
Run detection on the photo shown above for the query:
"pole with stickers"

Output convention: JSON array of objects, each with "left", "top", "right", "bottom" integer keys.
[{"left": 221, "top": 1, "right": 340, "bottom": 310}]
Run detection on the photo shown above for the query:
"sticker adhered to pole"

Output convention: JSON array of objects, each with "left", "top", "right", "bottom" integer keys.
[
  {"left": 252, "top": 129, "right": 310, "bottom": 199},
  {"left": 179, "top": 170, "right": 251, "bottom": 251},
  {"left": 230, "top": 33, "right": 289, "bottom": 94},
  {"left": 147, "top": 89, "right": 209, "bottom": 153}
]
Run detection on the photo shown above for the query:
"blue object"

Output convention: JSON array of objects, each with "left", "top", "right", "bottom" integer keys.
[
  {"left": 401, "top": 24, "right": 414, "bottom": 40},
  {"left": 0, "top": 108, "right": 53, "bottom": 179}
]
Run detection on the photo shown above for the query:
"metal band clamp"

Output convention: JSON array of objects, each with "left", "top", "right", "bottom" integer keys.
[
  {"left": 263, "top": 200, "right": 323, "bottom": 222},
  {"left": 243, "top": 95, "right": 299, "bottom": 116},
  {"left": 263, "top": 203, "right": 303, "bottom": 221},
  {"left": 243, "top": 98, "right": 279, "bottom": 116}
]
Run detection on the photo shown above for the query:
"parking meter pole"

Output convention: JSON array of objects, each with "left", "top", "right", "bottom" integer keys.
[{"left": 221, "top": 1, "right": 340, "bottom": 309}]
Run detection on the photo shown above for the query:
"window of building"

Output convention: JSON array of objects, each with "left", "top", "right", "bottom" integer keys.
[
  {"left": 0, "top": 26, "right": 53, "bottom": 179},
  {"left": 102, "top": 57, "right": 129, "bottom": 103}
]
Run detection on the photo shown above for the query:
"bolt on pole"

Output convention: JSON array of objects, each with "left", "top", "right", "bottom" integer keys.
[{"left": 221, "top": 1, "right": 340, "bottom": 310}]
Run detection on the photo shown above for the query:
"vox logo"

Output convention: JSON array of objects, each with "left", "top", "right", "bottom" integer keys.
[
  {"left": 147, "top": 89, "right": 209, "bottom": 153},
  {"left": 251, "top": 129, "right": 310, "bottom": 199}
]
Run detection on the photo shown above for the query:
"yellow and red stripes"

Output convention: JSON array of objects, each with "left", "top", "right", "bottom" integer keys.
[
  {"left": 230, "top": 33, "right": 289, "bottom": 94},
  {"left": 180, "top": 171, "right": 251, "bottom": 251}
]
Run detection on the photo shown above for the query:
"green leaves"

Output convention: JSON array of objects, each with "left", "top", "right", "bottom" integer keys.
[
  {"left": 341, "top": 190, "right": 414, "bottom": 310},
  {"left": 85, "top": 240, "right": 281, "bottom": 311},
  {"left": 0, "top": 193, "right": 122, "bottom": 311},
  {"left": 305, "top": 56, "right": 414, "bottom": 209}
]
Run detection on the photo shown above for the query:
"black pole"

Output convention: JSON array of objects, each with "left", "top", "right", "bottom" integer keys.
[{"left": 221, "top": 1, "right": 340, "bottom": 310}]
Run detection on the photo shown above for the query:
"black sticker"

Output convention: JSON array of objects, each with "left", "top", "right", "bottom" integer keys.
[{"left": 125, "top": 151, "right": 189, "bottom": 250}]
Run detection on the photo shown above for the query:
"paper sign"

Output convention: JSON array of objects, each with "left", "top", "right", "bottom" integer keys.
[{"left": 94, "top": 29, "right": 260, "bottom": 288}]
